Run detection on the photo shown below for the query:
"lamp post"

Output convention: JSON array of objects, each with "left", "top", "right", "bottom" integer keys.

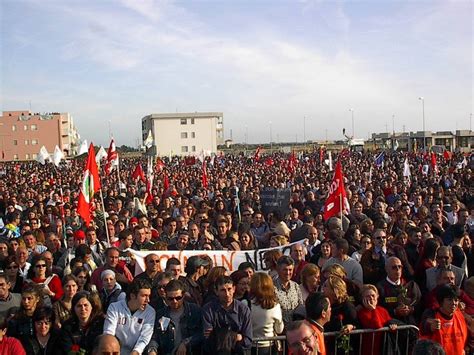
[
  {"left": 349, "top": 108, "right": 355, "bottom": 138},
  {"left": 418, "top": 97, "right": 426, "bottom": 151},
  {"left": 269, "top": 121, "right": 273, "bottom": 152}
]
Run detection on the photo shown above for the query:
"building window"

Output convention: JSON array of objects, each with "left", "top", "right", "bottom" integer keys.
[
  {"left": 191, "top": 132, "right": 196, "bottom": 138},
  {"left": 25, "top": 154, "right": 30, "bottom": 160},
  {"left": 32, "top": 153, "right": 38, "bottom": 159},
  {"left": 181, "top": 146, "right": 188, "bottom": 153},
  {"left": 12, "top": 125, "right": 16, "bottom": 132},
  {"left": 25, "top": 140, "right": 29, "bottom": 145},
  {"left": 13, "top": 140, "right": 18, "bottom": 146},
  {"left": 24, "top": 125, "right": 28, "bottom": 131},
  {"left": 191, "top": 118, "right": 195, "bottom": 124},
  {"left": 192, "top": 146, "right": 196, "bottom": 152},
  {"left": 459, "top": 137, "right": 469, "bottom": 148},
  {"left": 31, "top": 124, "right": 38, "bottom": 131},
  {"left": 13, "top": 154, "right": 18, "bottom": 160},
  {"left": 181, "top": 132, "right": 188, "bottom": 139},
  {"left": 180, "top": 118, "right": 187, "bottom": 125},
  {"left": 31, "top": 139, "right": 38, "bottom": 145}
]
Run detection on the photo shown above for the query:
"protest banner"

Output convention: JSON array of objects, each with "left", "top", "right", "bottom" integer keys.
[
  {"left": 260, "top": 187, "right": 291, "bottom": 216},
  {"left": 127, "top": 239, "right": 306, "bottom": 275}
]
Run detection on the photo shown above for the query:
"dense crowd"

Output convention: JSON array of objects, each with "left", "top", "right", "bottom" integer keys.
[{"left": 0, "top": 148, "right": 472, "bottom": 355}]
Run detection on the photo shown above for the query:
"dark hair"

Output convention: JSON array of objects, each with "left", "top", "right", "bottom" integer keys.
[
  {"left": 435, "top": 284, "right": 459, "bottom": 304},
  {"left": 33, "top": 306, "right": 55, "bottom": 323},
  {"left": 305, "top": 292, "right": 330, "bottom": 321},
  {"left": 164, "top": 279, "right": 185, "bottom": 293},
  {"left": 333, "top": 238, "right": 349, "bottom": 254},
  {"left": 412, "top": 339, "right": 446, "bottom": 355},
  {"left": 126, "top": 279, "right": 151, "bottom": 301},
  {"left": 165, "top": 257, "right": 180, "bottom": 269},
  {"left": 27, "top": 255, "right": 52, "bottom": 279},
  {"left": 71, "top": 291, "right": 101, "bottom": 324},
  {"left": 62, "top": 274, "right": 78, "bottom": 287},
  {"left": 238, "top": 262, "right": 255, "bottom": 272},
  {"left": 421, "top": 238, "right": 440, "bottom": 261},
  {"left": 105, "top": 247, "right": 120, "bottom": 257},
  {"left": 230, "top": 270, "right": 248, "bottom": 285},
  {"left": 156, "top": 271, "right": 175, "bottom": 283},
  {"left": 75, "top": 244, "right": 92, "bottom": 258},
  {"left": 118, "top": 229, "right": 133, "bottom": 241},
  {"left": 215, "top": 275, "right": 233, "bottom": 290},
  {"left": 276, "top": 255, "right": 294, "bottom": 268},
  {"left": 72, "top": 267, "right": 93, "bottom": 291}
]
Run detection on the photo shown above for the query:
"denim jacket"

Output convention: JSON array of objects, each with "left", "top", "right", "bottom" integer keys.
[{"left": 149, "top": 301, "right": 203, "bottom": 354}]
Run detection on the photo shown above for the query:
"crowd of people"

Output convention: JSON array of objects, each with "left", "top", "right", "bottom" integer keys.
[{"left": 0, "top": 148, "right": 472, "bottom": 354}]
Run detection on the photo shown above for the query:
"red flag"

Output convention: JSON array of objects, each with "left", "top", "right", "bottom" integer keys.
[
  {"left": 201, "top": 161, "right": 208, "bottom": 188},
  {"left": 145, "top": 176, "right": 154, "bottom": 204},
  {"left": 431, "top": 152, "right": 438, "bottom": 174},
  {"left": 163, "top": 171, "right": 170, "bottom": 191},
  {"left": 323, "top": 161, "right": 349, "bottom": 221},
  {"left": 184, "top": 156, "right": 196, "bottom": 166},
  {"left": 443, "top": 150, "right": 451, "bottom": 161},
  {"left": 77, "top": 144, "right": 101, "bottom": 226},
  {"left": 288, "top": 152, "right": 297, "bottom": 173},
  {"left": 156, "top": 158, "right": 166, "bottom": 172},
  {"left": 105, "top": 139, "right": 118, "bottom": 175},
  {"left": 131, "top": 164, "right": 146, "bottom": 182},
  {"left": 264, "top": 157, "right": 274, "bottom": 166},
  {"left": 319, "top": 148, "right": 324, "bottom": 165},
  {"left": 254, "top": 147, "right": 262, "bottom": 162}
]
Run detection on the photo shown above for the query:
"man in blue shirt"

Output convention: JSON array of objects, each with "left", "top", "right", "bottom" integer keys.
[{"left": 202, "top": 275, "right": 252, "bottom": 354}]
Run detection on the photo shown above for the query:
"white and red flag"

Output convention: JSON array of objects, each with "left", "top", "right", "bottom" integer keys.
[
  {"left": 254, "top": 147, "right": 262, "bottom": 162},
  {"left": 105, "top": 139, "right": 119, "bottom": 175},
  {"left": 77, "top": 144, "right": 101, "bottom": 226},
  {"left": 202, "top": 161, "right": 208, "bottom": 188},
  {"left": 323, "top": 160, "right": 349, "bottom": 221}
]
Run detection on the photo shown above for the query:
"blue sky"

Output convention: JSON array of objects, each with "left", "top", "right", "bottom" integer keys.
[{"left": 1, "top": 0, "right": 472, "bottom": 146}]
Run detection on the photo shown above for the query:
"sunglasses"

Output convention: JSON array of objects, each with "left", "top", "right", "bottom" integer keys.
[
  {"left": 375, "top": 237, "right": 387, "bottom": 240},
  {"left": 166, "top": 295, "right": 184, "bottom": 301},
  {"left": 35, "top": 264, "right": 47, "bottom": 268},
  {"left": 147, "top": 260, "right": 160, "bottom": 264}
]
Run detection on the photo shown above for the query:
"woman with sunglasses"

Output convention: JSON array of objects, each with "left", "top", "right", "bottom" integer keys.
[
  {"left": 4, "top": 255, "right": 23, "bottom": 293},
  {"left": 52, "top": 274, "right": 79, "bottom": 329},
  {"left": 59, "top": 291, "right": 104, "bottom": 354},
  {"left": 19, "top": 306, "right": 61, "bottom": 354},
  {"left": 25, "top": 255, "right": 63, "bottom": 307}
]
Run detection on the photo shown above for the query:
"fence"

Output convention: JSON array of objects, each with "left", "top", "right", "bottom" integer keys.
[{"left": 252, "top": 325, "right": 419, "bottom": 355}]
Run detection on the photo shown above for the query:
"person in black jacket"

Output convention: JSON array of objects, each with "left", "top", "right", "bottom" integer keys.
[
  {"left": 59, "top": 291, "right": 104, "bottom": 354},
  {"left": 7, "top": 284, "right": 43, "bottom": 338},
  {"left": 148, "top": 279, "right": 203, "bottom": 355},
  {"left": 19, "top": 306, "right": 61, "bottom": 355}
]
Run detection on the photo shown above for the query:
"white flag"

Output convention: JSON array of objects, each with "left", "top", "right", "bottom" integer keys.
[
  {"left": 77, "top": 140, "right": 88, "bottom": 156},
  {"left": 37, "top": 146, "right": 50, "bottom": 165},
  {"left": 394, "top": 140, "right": 399, "bottom": 151},
  {"left": 403, "top": 157, "right": 411, "bottom": 179},
  {"left": 52, "top": 145, "right": 64, "bottom": 167},
  {"left": 144, "top": 130, "right": 154, "bottom": 149},
  {"left": 328, "top": 151, "right": 333, "bottom": 171},
  {"left": 95, "top": 146, "right": 107, "bottom": 164}
]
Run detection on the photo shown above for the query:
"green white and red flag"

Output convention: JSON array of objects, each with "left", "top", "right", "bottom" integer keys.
[{"left": 77, "top": 143, "right": 101, "bottom": 226}]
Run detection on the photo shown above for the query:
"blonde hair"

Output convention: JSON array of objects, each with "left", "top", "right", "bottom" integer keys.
[
  {"left": 360, "top": 284, "right": 378, "bottom": 298},
  {"left": 270, "top": 235, "right": 288, "bottom": 246},
  {"left": 301, "top": 263, "right": 320, "bottom": 286},
  {"left": 326, "top": 276, "right": 348, "bottom": 303},
  {"left": 324, "top": 264, "right": 347, "bottom": 279}
]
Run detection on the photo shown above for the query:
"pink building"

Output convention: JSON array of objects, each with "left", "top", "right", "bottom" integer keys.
[{"left": 0, "top": 110, "right": 79, "bottom": 161}]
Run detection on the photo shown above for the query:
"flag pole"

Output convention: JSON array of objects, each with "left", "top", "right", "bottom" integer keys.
[
  {"left": 51, "top": 163, "right": 67, "bottom": 247},
  {"left": 99, "top": 186, "right": 110, "bottom": 246},
  {"left": 339, "top": 192, "right": 343, "bottom": 224}
]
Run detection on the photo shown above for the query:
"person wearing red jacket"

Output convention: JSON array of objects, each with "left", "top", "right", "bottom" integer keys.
[{"left": 357, "top": 284, "right": 397, "bottom": 355}]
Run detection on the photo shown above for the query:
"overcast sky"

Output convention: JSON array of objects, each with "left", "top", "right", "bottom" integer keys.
[{"left": 1, "top": 0, "right": 472, "bottom": 146}]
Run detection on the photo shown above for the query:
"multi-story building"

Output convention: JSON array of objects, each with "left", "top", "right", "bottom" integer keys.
[
  {"left": 0, "top": 110, "right": 80, "bottom": 161},
  {"left": 141, "top": 112, "right": 224, "bottom": 156}
]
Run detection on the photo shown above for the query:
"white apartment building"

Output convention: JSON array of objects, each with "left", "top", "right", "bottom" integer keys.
[{"left": 141, "top": 112, "right": 224, "bottom": 156}]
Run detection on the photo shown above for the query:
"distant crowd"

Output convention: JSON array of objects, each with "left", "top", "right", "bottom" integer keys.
[{"left": 0, "top": 149, "right": 472, "bottom": 354}]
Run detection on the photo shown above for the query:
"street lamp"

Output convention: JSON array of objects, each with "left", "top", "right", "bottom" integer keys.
[
  {"left": 418, "top": 97, "right": 426, "bottom": 151},
  {"left": 349, "top": 108, "right": 355, "bottom": 138},
  {"left": 269, "top": 121, "right": 273, "bottom": 152}
]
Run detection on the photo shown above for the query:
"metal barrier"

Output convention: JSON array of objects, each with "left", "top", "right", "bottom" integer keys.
[{"left": 252, "top": 325, "right": 419, "bottom": 355}]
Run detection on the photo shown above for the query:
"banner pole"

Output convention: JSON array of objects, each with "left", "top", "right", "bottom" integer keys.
[{"left": 99, "top": 186, "right": 110, "bottom": 246}]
